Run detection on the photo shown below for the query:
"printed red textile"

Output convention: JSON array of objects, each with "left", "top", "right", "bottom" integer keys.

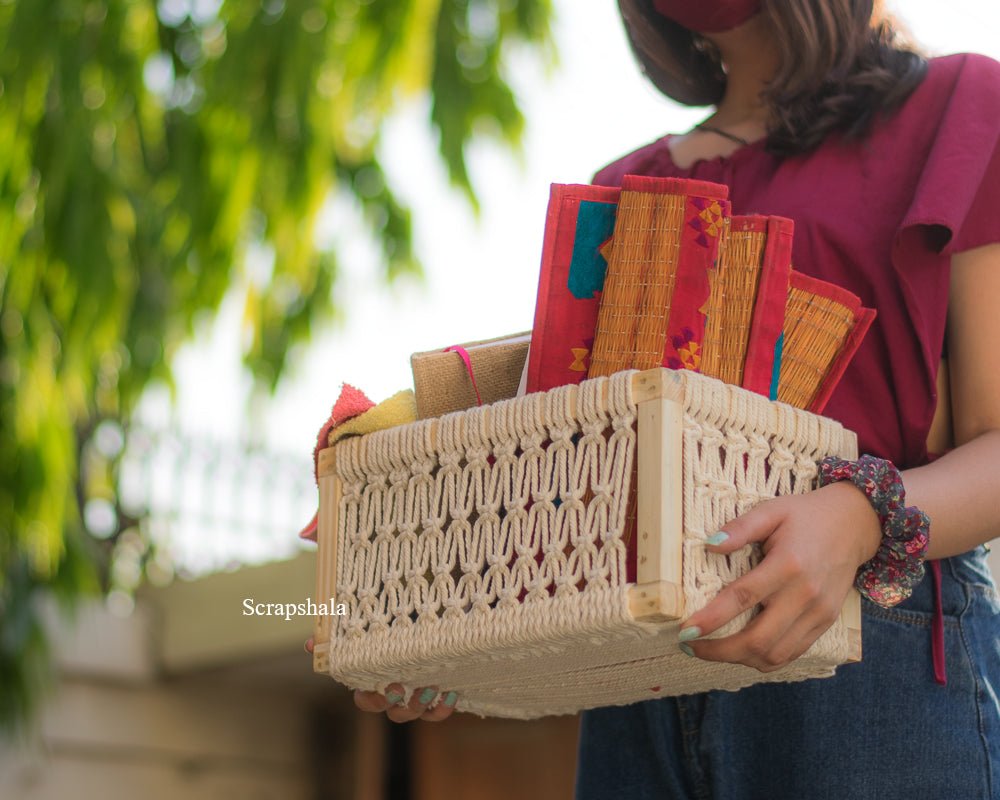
[
  {"left": 587, "top": 175, "right": 730, "bottom": 378},
  {"left": 526, "top": 183, "right": 620, "bottom": 393},
  {"left": 786, "top": 272, "right": 877, "bottom": 414},
  {"left": 734, "top": 215, "right": 793, "bottom": 398},
  {"left": 298, "top": 384, "right": 376, "bottom": 541},
  {"left": 593, "top": 54, "right": 1000, "bottom": 468}
]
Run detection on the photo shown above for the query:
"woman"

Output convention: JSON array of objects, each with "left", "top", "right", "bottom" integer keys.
[
  {"left": 351, "top": 1, "right": 1000, "bottom": 796},
  {"left": 573, "top": 1, "right": 1000, "bottom": 798}
]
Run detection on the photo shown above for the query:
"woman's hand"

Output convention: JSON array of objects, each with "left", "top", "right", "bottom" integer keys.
[
  {"left": 353, "top": 684, "right": 458, "bottom": 723},
  {"left": 678, "top": 481, "right": 882, "bottom": 672},
  {"left": 304, "top": 637, "right": 458, "bottom": 722}
]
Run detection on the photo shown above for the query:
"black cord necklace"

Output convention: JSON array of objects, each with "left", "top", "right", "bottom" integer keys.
[{"left": 695, "top": 122, "right": 751, "bottom": 147}]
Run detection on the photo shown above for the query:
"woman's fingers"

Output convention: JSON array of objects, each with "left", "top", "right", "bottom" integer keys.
[
  {"left": 685, "top": 583, "right": 798, "bottom": 669},
  {"left": 680, "top": 548, "right": 794, "bottom": 639},
  {"left": 679, "top": 501, "right": 850, "bottom": 672},
  {"left": 698, "top": 613, "right": 837, "bottom": 672},
  {"left": 420, "top": 691, "right": 458, "bottom": 722},
  {"left": 354, "top": 686, "right": 395, "bottom": 713},
  {"left": 353, "top": 683, "right": 459, "bottom": 721},
  {"left": 685, "top": 577, "right": 844, "bottom": 671},
  {"left": 677, "top": 487, "right": 871, "bottom": 671},
  {"left": 386, "top": 686, "right": 441, "bottom": 723},
  {"left": 680, "top": 519, "right": 843, "bottom": 671},
  {"left": 701, "top": 497, "right": 784, "bottom": 554}
]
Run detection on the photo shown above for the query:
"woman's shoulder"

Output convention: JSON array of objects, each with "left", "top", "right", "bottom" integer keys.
[
  {"left": 885, "top": 52, "right": 1000, "bottom": 149},
  {"left": 929, "top": 51, "right": 1000, "bottom": 74},
  {"left": 917, "top": 52, "right": 1000, "bottom": 97},
  {"left": 891, "top": 52, "right": 1000, "bottom": 257}
]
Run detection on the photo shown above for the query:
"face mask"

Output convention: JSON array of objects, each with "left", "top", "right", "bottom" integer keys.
[{"left": 651, "top": 0, "right": 762, "bottom": 33}]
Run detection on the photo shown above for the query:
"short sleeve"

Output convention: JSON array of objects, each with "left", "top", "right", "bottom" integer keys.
[{"left": 898, "top": 53, "right": 1000, "bottom": 256}]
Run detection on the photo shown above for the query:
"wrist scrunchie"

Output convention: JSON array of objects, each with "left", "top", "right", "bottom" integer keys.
[{"left": 818, "top": 455, "right": 930, "bottom": 608}]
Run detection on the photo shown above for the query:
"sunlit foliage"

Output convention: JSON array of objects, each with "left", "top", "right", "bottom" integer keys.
[{"left": 0, "top": 0, "right": 552, "bottom": 730}]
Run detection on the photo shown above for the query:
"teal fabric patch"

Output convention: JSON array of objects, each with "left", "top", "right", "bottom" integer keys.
[
  {"left": 567, "top": 201, "right": 617, "bottom": 300},
  {"left": 769, "top": 332, "right": 785, "bottom": 401}
]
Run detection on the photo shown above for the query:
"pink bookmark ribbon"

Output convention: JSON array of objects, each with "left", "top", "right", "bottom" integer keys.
[{"left": 444, "top": 346, "right": 483, "bottom": 407}]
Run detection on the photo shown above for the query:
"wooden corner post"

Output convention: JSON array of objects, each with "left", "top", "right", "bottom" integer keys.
[
  {"left": 628, "top": 369, "right": 686, "bottom": 623},
  {"left": 843, "top": 587, "right": 863, "bottom": 662},
  {"left": 313, "top": 446, "right": 341, "bottom": 674},
  {"left": 840, "top": 430, "right": 863, "bottom": 662}
]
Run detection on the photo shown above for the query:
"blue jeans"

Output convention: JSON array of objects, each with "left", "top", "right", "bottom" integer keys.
[{"left": 575, "top": 547, "right": 1000, "bottom": 800}]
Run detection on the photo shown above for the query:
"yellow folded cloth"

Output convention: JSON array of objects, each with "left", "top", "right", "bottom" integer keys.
[
  {"left": 327, "top": 389, "right": 418, "bottom": 446},
  {"left": 300, "top": 387, "right": 418, "bottom": 541}
]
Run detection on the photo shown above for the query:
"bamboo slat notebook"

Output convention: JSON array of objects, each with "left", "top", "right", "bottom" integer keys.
[
  {"left": 588, "top": 175, "right": 730, "bottom": 378},
  {"left": 777, "top": 271, "right": 876, "bottom": 413},
  {"left": 700, "top": 215, "right": 793, "bottom": 399}
]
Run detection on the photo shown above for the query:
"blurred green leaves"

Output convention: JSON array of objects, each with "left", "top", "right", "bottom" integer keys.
[{"left": 0, "top": 0, "right": 552, "bottom": 730}]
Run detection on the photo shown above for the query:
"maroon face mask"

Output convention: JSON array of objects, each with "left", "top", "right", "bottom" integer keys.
[{"left": 651, "top": 0, "right": 762, "bottom": 33}]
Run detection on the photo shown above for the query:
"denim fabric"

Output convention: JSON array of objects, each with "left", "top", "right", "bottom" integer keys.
[{"left": 575, "top": 547, "right": 1000, "bottom": 800}]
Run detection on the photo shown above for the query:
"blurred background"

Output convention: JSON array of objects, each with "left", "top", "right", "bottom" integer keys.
[{"left": 1, "top": 1, "right": 997, "bottom": 798}]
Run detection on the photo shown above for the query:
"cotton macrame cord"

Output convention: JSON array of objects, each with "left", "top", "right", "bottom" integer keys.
[{"left": 323, "top": 370, "right": 855, "bottom": 719}]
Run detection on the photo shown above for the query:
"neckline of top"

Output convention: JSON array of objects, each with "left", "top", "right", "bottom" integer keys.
[{"left": 661, "top": 132, "right": 768, "bottom": 171}]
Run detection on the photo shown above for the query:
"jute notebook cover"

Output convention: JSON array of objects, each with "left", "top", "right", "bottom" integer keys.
[{"left": 411, "top": 332, "right": 530, "bottom": 419}]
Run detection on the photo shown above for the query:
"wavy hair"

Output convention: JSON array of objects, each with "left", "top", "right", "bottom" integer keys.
[{"left": 617, "top": 0, "right": 928, "bottom": 155}]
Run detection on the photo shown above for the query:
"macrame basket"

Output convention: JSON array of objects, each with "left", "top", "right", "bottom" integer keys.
[{"left": 312, "top": 368, "right": 862, "bottom": 719}]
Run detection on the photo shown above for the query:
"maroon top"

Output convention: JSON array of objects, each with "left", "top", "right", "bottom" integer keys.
[{"left": 594, "top": 53, "right": 1000, "bottom": 469}]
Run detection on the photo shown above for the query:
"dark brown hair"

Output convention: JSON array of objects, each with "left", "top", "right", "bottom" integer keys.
[{"left": 618, "top": 0, "right": 928, "bottom": 156}]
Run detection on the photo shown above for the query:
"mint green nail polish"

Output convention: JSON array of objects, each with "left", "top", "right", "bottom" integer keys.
[
  {"left": 678, "top": 626, "right": 702, "bottom": 642},
  {"left": 705, "top": 531, "right": 730, "bottom": 546},
  {"left": 385, "top": 691, "right": 404, "bottom": 705},
  {"left": 418, "top": 687, "right": 437, "bottom": 705},
  {"left": 679, "top": 642, "right": 695, "bottom": 657},
  {"left": 443, "top": 691, "right": 458, "bottom": 707}
]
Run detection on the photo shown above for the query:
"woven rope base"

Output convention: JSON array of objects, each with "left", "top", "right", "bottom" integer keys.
[{"left": 313, "top": 369, "right": 861, "bottom": 719}]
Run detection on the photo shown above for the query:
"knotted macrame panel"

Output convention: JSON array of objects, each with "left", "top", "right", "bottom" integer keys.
[
  {"left": 674, "top": 371, "right": 856, "bottom": 639},
  {"left": 329, "top": 374, "right": 647, "bottom": 689}
]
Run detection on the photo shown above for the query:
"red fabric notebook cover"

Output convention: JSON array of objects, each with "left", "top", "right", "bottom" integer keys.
[
  {"left": 526, "top": 183, "right": 621, "bottom": 393},
  {"left": 787, "top": 271, "right": 877, "bottom": 414},
  {"left": 812, "top": 306, "right": 877, "bottom": 413},
  {"left": 619, "top": 173, "right": 730, "bottom": 201},
  {"left": 740, "top": 215, "right": 794, "bottom": 397}
]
